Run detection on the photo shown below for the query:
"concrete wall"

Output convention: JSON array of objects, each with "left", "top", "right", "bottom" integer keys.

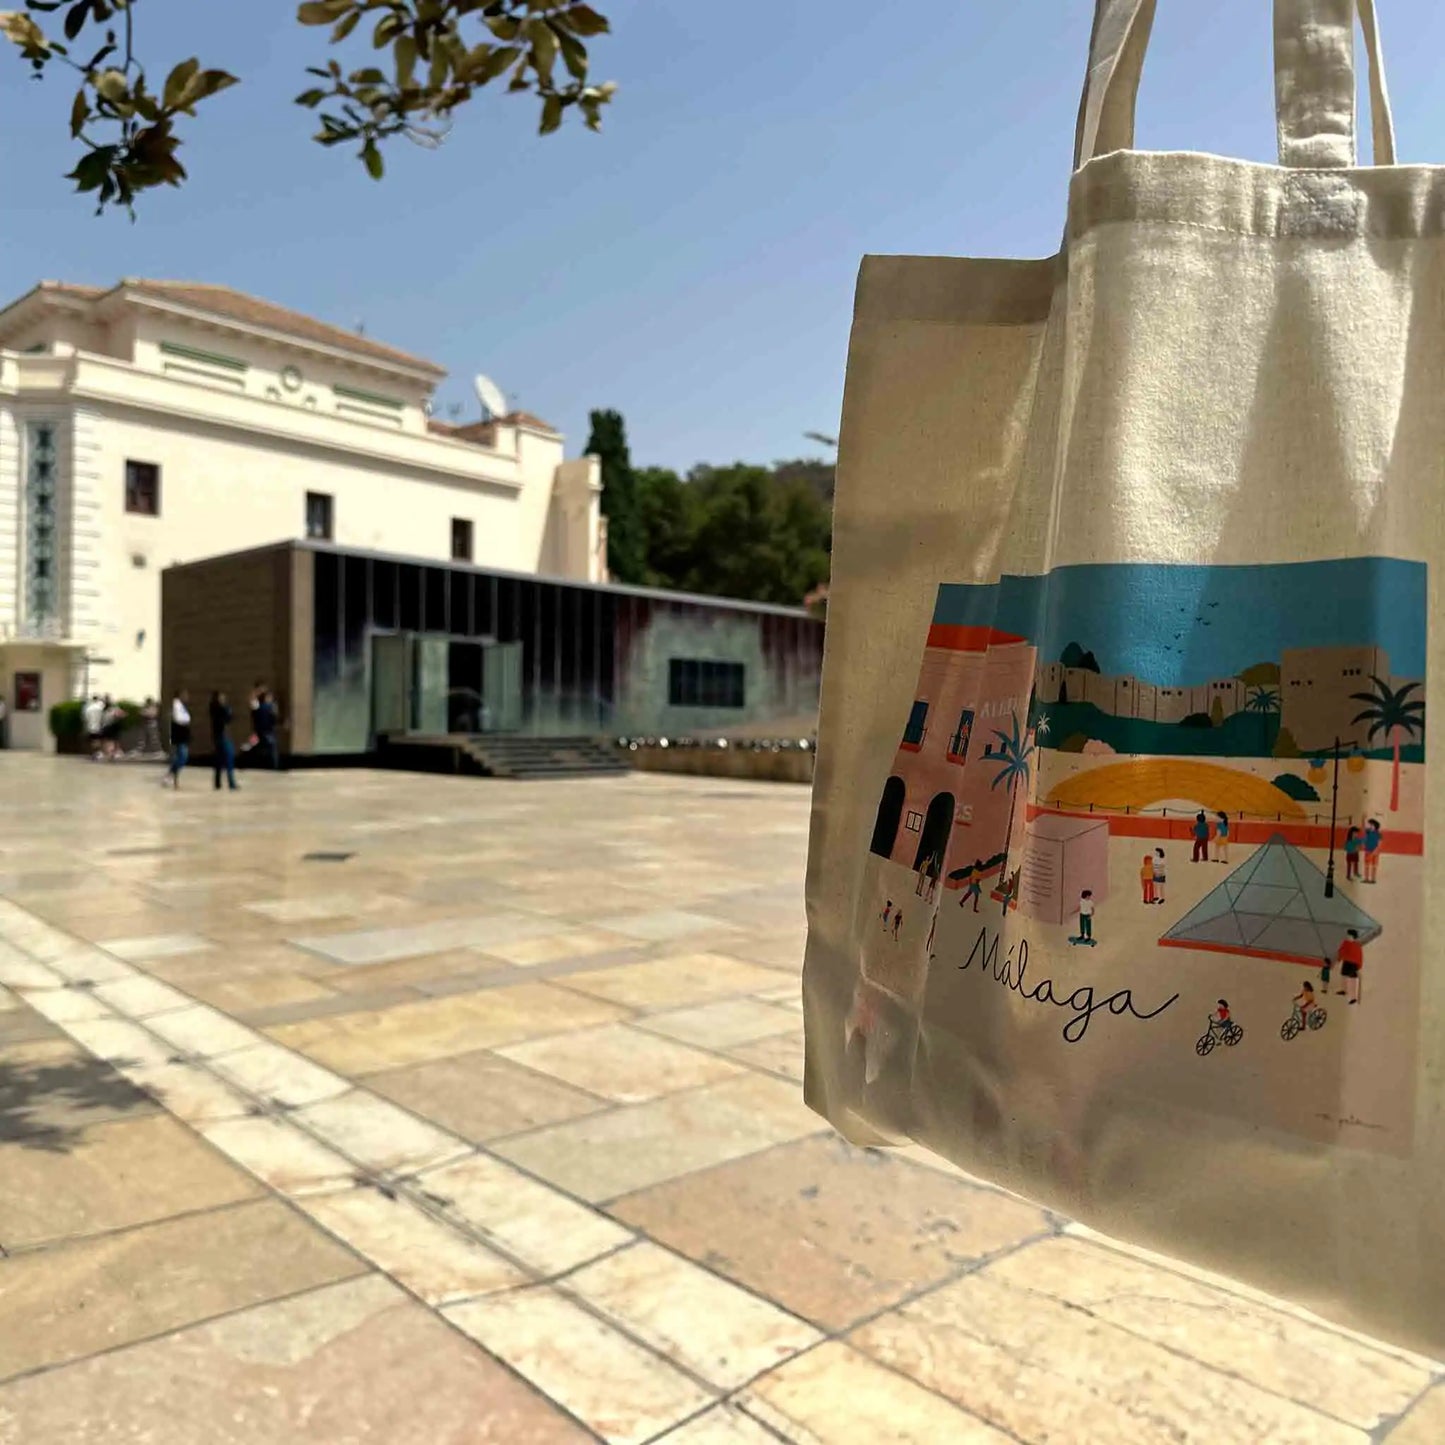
[
  {"left": 627, "top": 745, "right": 813, "bottom": 785},
  {"left": 161, "top": 546, "right": 313, "bottom": 757}
]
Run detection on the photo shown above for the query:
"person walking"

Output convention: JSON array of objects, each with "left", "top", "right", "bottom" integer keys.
[
  {"left": 959, "top": 862, "right": 984, "bottom": 912},
  {"left": 209, "top": 690, "right": 239, "bottom": 792},
  {"left": 164, "top": 690, "right": 191, "bottom": 788},
  {"left": 1214, "top": 811, "right": 1231, "bottom": 863},
  {"left": 1363, "top": 818, "right": 1383, "bottom": 883},
  {"left": 1344, "top": 825, "right": 1362, "bottom": 882},
  {"left": 1077, "top": 889, "right": 1096, "bottom": 942},
  {"left": 1335, "top": 928, "right": 1365, "bottom": 1004},
  {"left": 99, "top": 694, "right": 124, "bottom": 761},
  {"left": 254, "top": 690, "right": 280, "bottom": 770},
  {"left": 1191, "top": 811, "right": 1211, "bottom": 863},
  {"left": 1140, "top": 852, "right": 1156, "bottom": 904}
]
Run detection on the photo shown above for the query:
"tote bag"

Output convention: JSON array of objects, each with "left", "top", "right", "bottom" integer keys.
[{"left": 803, "top": 0, "right": 1445, "bottom": 1357}]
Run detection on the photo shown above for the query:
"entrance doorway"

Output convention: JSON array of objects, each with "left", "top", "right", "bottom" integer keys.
[{"left": 370, "top": 632, "right": 525, "bottom": 741}]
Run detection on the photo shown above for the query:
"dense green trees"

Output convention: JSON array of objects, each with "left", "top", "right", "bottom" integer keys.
[{"left": 589, "top": 411, "right": 832, "bottom": 607}]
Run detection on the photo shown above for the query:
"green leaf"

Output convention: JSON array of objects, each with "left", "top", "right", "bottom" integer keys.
[
  {"left": 296, "top": 0, "right": 349, "bottom": 26},
  {"left": 485, "top": 15, "right": 520, "bottom": 41},
  {"left": 360, "top": 139, "right": 383, "bottom": 179},
  {"left": 186, "top": 69, "right": 238, "bottom": 105},
  {"left": 474, "top": 44, "right": 518, "bottom": 83},
  {"left": 553, "top": 22, "right": 586, "bottom": 81},
  {"left": 294, "top": 86, "right": 327, "bottom": 106},
  {"left": 525, "top": 17, "right": 556, "bottom": 82},
  {"left": 330, "top": 8, "right": 360, "bottom": 42},
  {"left": 373, "top": 12, "right": 402, "bottom": 47},
  {"left": 93, "top": 67, "right": 127, "bottom": 103},
  {"left": 162, "top": 56, "right": 198, "bottom": 109},
  {"left": 539, "top": 92, "right": 563, "bottom": 134},
  {"left": 393, "top": 33, "right": 416, "bottom": 87},
  {"left": 68, "top": 85, "right": 89, "bottom": 135},
  {"left": 66, "top": 144, "right": 115, "bottom": 192},
  {"left": 567, "top": 4, "right": 610, "bottom": 37},
  {"left": 62, "top": 0, "right": 90, "bottom": 41}
]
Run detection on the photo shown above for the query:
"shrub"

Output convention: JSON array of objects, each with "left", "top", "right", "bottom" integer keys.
[
  {"left": 1180, "top": 712, "right": 1213, "bottom": 728},
  {"left": 1272, "top": 773, "right": 1320, "bottom": 802},
  {"left": 1057, "top": 733, "right": 1089, "bottom": 753},
  {"left": 49, "top": 699, "right": 85, "bottom": 739}
]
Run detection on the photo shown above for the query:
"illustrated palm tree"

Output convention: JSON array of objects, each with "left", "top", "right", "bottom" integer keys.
[
  {"left": 1245, "top": 685, "right": 1280, "bottom": 753},
  {"left": 1350, "top": 675, "right": 1426, "bottom": 813},
  {"left": 990, "top": 713, "right": 1036, "bottom": 915}
]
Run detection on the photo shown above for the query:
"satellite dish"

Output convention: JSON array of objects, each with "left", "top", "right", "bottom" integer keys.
[{"left": 474, "top": 373, "right": 508, "bottom": 422}]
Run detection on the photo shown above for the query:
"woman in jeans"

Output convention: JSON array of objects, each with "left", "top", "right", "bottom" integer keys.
[{"left": 164, "top": 690, "right": 191, "bottom": 788}]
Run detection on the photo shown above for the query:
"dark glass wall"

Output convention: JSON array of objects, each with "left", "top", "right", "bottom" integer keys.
[{"left": 310, "top": 548, "right": 824, "bottom": 753}]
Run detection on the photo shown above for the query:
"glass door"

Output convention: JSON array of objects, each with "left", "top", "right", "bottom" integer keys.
[
  {"left": 411, "top": 634, "right": 449, "bottom": 734},
  {"left": 370, "top": 634, "right": 409, "bottom": 738},
  {"left": 482, "top": 641, "right": 524, "bottom": 733}
]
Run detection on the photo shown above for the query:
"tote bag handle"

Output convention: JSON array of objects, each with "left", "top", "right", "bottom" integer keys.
[{"left": 1074, "top": 0, "right": 1396, "bottom": 171}]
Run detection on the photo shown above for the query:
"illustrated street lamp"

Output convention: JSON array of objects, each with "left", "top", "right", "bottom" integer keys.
[{"left": 1324, "top": 736, "right": 1342, "bottom": 897}]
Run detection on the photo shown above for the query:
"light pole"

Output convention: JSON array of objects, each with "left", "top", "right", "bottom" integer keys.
[{"left": 1324, "top": 735, "right": 1341, "bottom": 897}]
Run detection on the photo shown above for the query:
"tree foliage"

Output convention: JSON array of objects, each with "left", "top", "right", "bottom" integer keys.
[
  {"left": 585, "top": 408, "right": 643, "bottom": 586},
  {"left": 1, "top": 0, "right": 615, "bottom": 215}
]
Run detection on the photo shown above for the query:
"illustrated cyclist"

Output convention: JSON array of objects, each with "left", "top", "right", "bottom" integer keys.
[
  {"left": 1211, "top": 999, "right": 1231, "bottom": 1031},
  {"left": 1292, "top": 981, "right": 1316, "bottom": 1024}
]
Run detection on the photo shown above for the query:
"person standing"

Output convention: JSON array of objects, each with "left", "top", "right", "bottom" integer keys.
[
  {"left": 99, "top": 694, "right": 124, "bottom": 761},
  {"left": 1191, "top": 811, "right": 1211, "bottom": 863},
  {"left": 1214, "top": 811, "right": 1230, "bottom": 863},
  {"left": 254, "top": 690, "right": 280, "bottom": 770},
  {"left": 83, "top": 693, "right": 104, "bottom": 760},
  {"left": 1344, "top": 825, "right": 1362, "bottom": 882},
  {"left": 164, "top": 690, "right": 191, "bottom": 788},
  {"left": 209, "top": 691, "right": 239, "bottom": 792},
  {"left": 1140, "top": 852, "right": 1156, "bottom": 904},
  {"left": 141, "top": 696, "right": 161, "bottom": 756},
  {"left": 1153, "top": 847, "right": 1167, "bottom": 904},
  {"left": 1363, "top": 818, "right": 1383, "bottom": 883},
  {"left": 1077, "top": 889, "right": 1096, "bottom": 942}
]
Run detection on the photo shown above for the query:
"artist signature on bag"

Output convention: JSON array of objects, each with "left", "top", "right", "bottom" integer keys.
[{"left": 959, "top": 925, "right": 1179, "bottom": 1043}]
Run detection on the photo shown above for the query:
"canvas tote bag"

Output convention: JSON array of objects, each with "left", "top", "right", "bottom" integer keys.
[{"left": 803, "top": 0, "right": 1445, "bottom": 1356}]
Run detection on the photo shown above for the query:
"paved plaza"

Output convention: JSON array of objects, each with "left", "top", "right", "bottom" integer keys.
[{"left": 0, "top": 756, "right": 1440, "bottom": 1443}]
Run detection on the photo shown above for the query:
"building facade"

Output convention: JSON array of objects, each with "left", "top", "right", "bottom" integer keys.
[
  {"left": 161, "top": 542, "right": 824, "bottom": 759},
  {"left": 0, "top": 279, "right": 603, "bottom": 749}
]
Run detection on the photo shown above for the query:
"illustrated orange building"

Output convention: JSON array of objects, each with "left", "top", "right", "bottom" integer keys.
[{"left": 869, "top": 624, "right": 1039, "bottom": 888}]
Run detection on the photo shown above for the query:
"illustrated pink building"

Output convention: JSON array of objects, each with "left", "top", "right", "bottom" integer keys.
[{"left": 869, "top": 624, "right": 1039, "bottom": 887}]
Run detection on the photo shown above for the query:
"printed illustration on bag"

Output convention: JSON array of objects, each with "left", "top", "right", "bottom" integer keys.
[{"left": 846, "top": 557, "right": 1425, "bottom": 1149}]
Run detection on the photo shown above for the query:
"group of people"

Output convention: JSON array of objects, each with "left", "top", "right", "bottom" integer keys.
[
  {"left": 83, "top": 694, "right": 141, "bottom": 761},
  {"left": 163, "top": 681, "right": 281, "bottom": 790},
  {"left": 1343, "top": 820, "right": 1384, "bottom": 882},
  {"left": 1190, "top": 810, "right": 1232, "bottom": 863}
]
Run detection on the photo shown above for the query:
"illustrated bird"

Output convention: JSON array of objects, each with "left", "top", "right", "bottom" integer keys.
[{"left": 1207, "top": 602, "right": 1219, "bottom": 608}]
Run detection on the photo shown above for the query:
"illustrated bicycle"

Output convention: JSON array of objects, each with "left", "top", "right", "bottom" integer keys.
[
  {"left": 1280, "top": 1005, "right": 1328, "bottom": 1041},
  {"left": 1195, "top": 1016, "right": 1244, "bottom": 1056}
]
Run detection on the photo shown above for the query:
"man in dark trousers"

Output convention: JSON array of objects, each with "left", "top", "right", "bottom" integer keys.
[
  {"left": 254, "top": 690, "right": 281, "bottom": 770},
  {"left": 209, "top": 690, "right": 239, "bottom": 791}
]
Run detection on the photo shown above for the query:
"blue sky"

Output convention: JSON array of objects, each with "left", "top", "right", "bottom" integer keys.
[
  {"left": 934, "top": 560, "right": 1428, "bottom": 685},
  {"left": 4, "top": 1, "right": 1445, "bottom": 471}
]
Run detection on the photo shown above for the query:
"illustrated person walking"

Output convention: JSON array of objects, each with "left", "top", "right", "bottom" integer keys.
[
  {"left": 164, "top": 690, "right": 191, "bottom": 789},
  {"left": 959, "top": 862, "right": 983, "bottom": 912},
  {"left": 881, "top": 900, "right": 893, "bottom": 931},
  {"left": 1335, "top": 928, "right": 1364, "bottom": 1004},
  {"left": 1214, "top": 811, "right": 1230, "bottom": 863},
  {"left": 1191, "top": 811, "right": 1210, "bottom": 863},
  {"left": 1140, "top": 852, "right": 1156, "bottom": 904},
  {"left": 1152, "top": 848, "right": 1167, "bottom": 904},
  {"left": 209, "top": 690, "right": 239, "bottom": 792},
  {"left": 892, "top": 907, "right": 903, "bottom": 941},
  {"left": 1362, "top": 818, "right": 1382, "bottom": 883}
]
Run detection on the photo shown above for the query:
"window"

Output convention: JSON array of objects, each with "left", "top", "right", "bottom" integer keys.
[
  {"left": 305, "top": 491, "right": 333, "bottom": 540},
  {"left": 667, "top": 658, "right": 745, "bottom": 709},
  {"left": 125, "top": 460, "right": 160, "bottom": 516},
  {"left": 946, "top": 708, "right": 974, "bottom": 764},
  {"left": 451, "top": 517, "right": 474, "bottom": 562},
  {"left": 904, "top": 810, "right": 924, "bottom": 832},
  {"left": 902, "top": 700, "right": 929, "bottom": 747}
]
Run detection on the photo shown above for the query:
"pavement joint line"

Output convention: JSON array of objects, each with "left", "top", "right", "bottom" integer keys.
[{"left": 0, "top": 897, "right": 839, "bottom": 1435}]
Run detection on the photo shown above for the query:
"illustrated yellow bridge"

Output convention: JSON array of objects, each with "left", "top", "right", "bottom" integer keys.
[{"left": 1041, "top": 759, "right": 1307, "bottom": 820}]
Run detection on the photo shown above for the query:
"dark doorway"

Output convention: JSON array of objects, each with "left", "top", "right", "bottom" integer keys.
[
  {"left": 913, "top": 791, "right": 956, "bottom": 872},
  {"left": 870, "top": 776, "right": 906, "bottom": 858}
]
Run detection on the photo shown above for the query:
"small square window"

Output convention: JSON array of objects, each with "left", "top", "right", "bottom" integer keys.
[
  {"left": 305, "top": 491, "right": 333, "bottom": 541},
  {"left": 125, "top": 460, "right": 160, "bottom": 516},
  {"left": 451, "top": 517, "right": 473, "bottom": 562}
]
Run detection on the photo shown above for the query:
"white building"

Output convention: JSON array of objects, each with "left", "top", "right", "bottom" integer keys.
[{"left": 0, "top": 279, "right": 603, "bottom": 749}]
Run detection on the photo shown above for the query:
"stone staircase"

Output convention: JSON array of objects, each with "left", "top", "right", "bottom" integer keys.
[{"left": 460, "top": 734, "right": 630, "bottom": 780}]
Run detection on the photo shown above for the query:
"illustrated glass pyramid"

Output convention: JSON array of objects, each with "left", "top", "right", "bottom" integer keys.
[{"left": 1159, "top": 833, "right": 1382, "bottom": 963}]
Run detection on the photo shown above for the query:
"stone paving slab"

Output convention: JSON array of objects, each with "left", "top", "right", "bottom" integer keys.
[{"left": 0, "top": 759, "right": 1440, "bottom": 1443}]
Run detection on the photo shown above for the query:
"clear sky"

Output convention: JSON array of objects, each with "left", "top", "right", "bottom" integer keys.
[
  {"left": 935, "top": 560, "right": 1428, "bottom": 685},
  {"left": 4, "top": 1, "right": 1444, "bottom": 472}
]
